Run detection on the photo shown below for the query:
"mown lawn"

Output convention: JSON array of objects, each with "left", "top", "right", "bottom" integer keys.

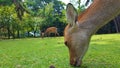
[{"left": 0, "top": 34, "right": 120, "bottom": 68}]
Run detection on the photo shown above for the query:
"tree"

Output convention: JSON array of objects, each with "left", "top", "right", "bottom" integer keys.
[
  {"left": 22, "top": 13, "right": 36, "bottom": 37},
  {"left": 0, "top": 5, "right": 18, "bottom": 39},
  {"left": 114, "top": 15, "right": 120, "bottom": 33},
  {"left": 13, "top": 0, "right": 33, "bottom": 20},
  {"left": 85, "top": 0, "right": 93, "bottom": 6},
  {"left": 0, "top": 0, "right": 13, "bottom": 6}
]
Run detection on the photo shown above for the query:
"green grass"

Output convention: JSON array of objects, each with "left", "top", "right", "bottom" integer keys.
[{"left": 0, "top": 34, "right": 120, "bottom": 68}]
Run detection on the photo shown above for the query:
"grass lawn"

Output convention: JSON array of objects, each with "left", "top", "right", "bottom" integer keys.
[{"left": 0, "top": 34, "right": 120, "bottom": 68}]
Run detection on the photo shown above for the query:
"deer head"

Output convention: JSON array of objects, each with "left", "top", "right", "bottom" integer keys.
[{"left": 64, "top": 3, "right": 91, "bottom": 66}]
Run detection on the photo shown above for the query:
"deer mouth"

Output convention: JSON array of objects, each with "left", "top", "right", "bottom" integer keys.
[{"left": 70, "top": 58, "right": 82, "bottom": 67}]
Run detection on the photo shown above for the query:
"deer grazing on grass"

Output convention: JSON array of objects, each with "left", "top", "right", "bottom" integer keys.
[
  {"left": 64, "top": 0, "right": 120, "bottom": 67},
  {"left": 42, "top": 27, "right": 59, "bottom": 38}
]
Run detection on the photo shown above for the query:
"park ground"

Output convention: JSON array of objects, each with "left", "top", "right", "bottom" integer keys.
[{"left": 0, "top": 34, "right": 120, "bottom": 68}]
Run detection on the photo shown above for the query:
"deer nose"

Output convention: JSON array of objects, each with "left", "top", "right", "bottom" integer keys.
[
  {"left": 70, "top": 58, "right": 82, "bottom": 67},
  {"left": 74, "top": 60, "right": 81, "bottom": 66}
]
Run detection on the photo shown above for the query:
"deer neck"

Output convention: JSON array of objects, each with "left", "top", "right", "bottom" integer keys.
[{"left": 77, "top": 0, "right": 120, "bottom": 35}]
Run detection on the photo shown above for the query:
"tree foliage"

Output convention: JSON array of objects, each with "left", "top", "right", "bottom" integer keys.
[
  {"left": 0, "top": 0, "right": 67, "bottom": 39},
  {"left": 0, "top": 5, "right": 19, "bottom": 39},
  {"left": 0, "top": 0, "right": 13, "bottom": 6}
]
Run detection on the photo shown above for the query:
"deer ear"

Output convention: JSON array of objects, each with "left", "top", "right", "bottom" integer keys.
[{"left": 66, "top": 3, "right": 78, "bottom": 26}]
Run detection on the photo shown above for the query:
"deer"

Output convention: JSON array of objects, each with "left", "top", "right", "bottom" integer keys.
[
  {"left": 41, "top": 27, "right": 59, "bottom": 38},
  {"left": 64, "top": 0, "right": 120, "bottom": 67}
]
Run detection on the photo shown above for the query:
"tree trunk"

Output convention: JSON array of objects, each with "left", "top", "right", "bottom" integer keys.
[
  {"left": 114, "top": 15, "right": 120, "bottom": 33},
  {"left": 17, "top": 30, "right": 20, "bottom": 38},
  {"left": 12, "top": 29, "right": 15, "bottom": 39},
  {"left": 114, "top": 19, "right": 119, "bottom": 33},
  {"left": 7, "top": 27, "right": 11, "bottom": 39}
]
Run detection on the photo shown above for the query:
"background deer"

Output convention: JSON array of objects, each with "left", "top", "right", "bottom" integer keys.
[
  {"left": 42, "top": 27, "right": 59, "bottom": 38},
  {"left": 64, "top": 0, "right": 120, "bottom": 67}
]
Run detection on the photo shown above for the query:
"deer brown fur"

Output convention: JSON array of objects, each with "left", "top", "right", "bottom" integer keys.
[
  {"left": 64, "top": 0, "right": 120, "bottom": 66},
  {"left": 42, "top": 27, "right": 59, "bottom": 37}
]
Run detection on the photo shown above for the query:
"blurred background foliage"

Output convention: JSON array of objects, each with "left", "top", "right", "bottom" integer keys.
[{"left": 0, "top": 0, "right": 120, "bottom": 39}]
